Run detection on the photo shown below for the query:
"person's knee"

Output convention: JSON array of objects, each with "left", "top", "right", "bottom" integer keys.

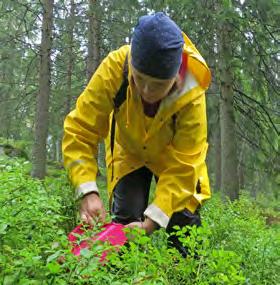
[
  {"left": 111, "top": 167, "right": 153, "bottom": 225},
  {"left": 167, "top": 208, "right": 201, "bottom": 232},
  {"left": 166, "top": 208, "right": 201, "bottom": 257}
]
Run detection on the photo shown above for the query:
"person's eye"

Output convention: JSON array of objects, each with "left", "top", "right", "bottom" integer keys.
[
  {"left": 154, "top": 82, "right": 163, "bottom": 87},
  {"left": 151, "top": 83, "right": 165, "bottom": 90}
]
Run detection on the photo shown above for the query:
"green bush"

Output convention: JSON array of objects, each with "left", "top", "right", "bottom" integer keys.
[
  {"left": 202, "top": 194, "right": 280, "bottom": 284},
  {"left": 0, "top": 156, "right": 279, "bottom": 284}
]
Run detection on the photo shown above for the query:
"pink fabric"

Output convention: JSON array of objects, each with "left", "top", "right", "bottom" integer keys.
[{"left": 68, "top": 222, "right": 127, "bottom": 262}]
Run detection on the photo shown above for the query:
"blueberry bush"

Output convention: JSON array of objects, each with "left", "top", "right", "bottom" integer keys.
[{"left": 0, "top": 156, "right": 279, "bottom": 284}]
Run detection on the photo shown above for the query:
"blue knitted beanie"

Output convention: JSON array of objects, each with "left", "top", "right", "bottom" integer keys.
[{"left": 131, "top": 12, "right": 184, "bottom": 79}]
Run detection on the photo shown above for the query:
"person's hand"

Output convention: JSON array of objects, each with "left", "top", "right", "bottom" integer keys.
[
  {"left": 125, "top": 217, "right": 159, "bottom": 235},
  {"left": 79, "top": 192, "right": 106, "bottom": 225}
]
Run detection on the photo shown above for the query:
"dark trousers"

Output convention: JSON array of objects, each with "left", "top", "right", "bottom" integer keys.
[{"left": 111, "top": 167, "right": 201, "bottom": 257}]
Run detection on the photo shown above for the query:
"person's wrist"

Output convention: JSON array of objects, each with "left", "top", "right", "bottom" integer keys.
[
  {"left": 75, "top": 182, "right": 99, "bottom": 200},
  {"left": 76, "top": 190, "right": 99, "bottom": 201},
  {"left": 143, "top": 217, "right": 159, "bottom": 234}
]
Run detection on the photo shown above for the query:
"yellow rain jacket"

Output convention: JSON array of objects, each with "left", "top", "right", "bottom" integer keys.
[{"left": 62, "top": 33, "right": 211, "bottom": 228}]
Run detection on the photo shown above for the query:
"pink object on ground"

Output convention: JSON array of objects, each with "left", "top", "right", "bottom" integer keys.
[{"left": 68, "top": 222, "right": 127, "bottom": 262}]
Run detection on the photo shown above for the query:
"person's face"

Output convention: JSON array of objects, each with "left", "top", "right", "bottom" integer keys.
[{"left": 130, "top": 64, "right": 176, "bottom": 104}]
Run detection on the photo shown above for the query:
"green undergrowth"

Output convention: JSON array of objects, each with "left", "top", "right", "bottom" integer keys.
[{"left": 0, "top": 156, "right": 279, "bottom": 284}]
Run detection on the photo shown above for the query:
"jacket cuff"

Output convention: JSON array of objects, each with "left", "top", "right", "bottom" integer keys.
[
  {"left": 75, "top": 181, "right": 99, "bottom": 200},
  {"left": 144, "top": 204, "right": 170, "bottom": 228}
]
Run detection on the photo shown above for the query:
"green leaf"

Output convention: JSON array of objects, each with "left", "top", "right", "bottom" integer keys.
[
  {"left": 46, "top": 251, "right": 62, "bottom": 263},
  {"left": 47, "top": 261, "right": 61, "bottom": 274},
  {"left": 0, "top": 223, "right": 8, "bottom": 234}
]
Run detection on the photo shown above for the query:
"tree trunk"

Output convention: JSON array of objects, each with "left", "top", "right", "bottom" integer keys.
[
  {"left": 56, "top": 138, "right": 62, "bottom": 162},
  {"left": 31, "top": 0, "right": 54, "bottom": 179},
  {"left": 218, "top": 16, "right": 239, "bottom": 201},
  {"left": 51, "top": 135, "right": 56, "bottom": 161},
  {"left": 0, "top": 52, "right": 12, "bottom": 139},
  {"left": 250, "top": 169, "right": 258, "bottom": 199},
  {"left": 65, "top": 0, "right": 75, "bottom": 117},
  {"left": 214, "top": 119, "right": 222, "bottom": 191},
  {"left": 87, "top": 0, "right": 105, "bottom": 175},
  {"left": 87, "top": 0, "right": 101, "bottom": 81},
  {"left": 238, "top": 140, "right": 245, "bottom": 190},
  {"left": 98, "top": 141, "right": 106, "bottom": 168}
]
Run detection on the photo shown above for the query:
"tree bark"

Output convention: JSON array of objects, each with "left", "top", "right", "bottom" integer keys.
[
  {"left": 87, "top": 0, "right": 105, "bottom": 174},
  {"left": 87, "top": 0, "right": 101, "bottom": 81},
  {"left": 56, "top": 138, "right": 62, "bottom": 162},
  {"left": 31, "top": 0, "right": 54, "bottom": 179},
  {"left": 65, "top": 0, "right": 75, "bottom": 117},
  {"left": 0, "top": 52, "right": 12, "bottom": 139},
  {"left": 214, "top": 118, "right": 222, "bottom": 191},
  {"left": 238, "top": 140, "right": 245, "bottom": 190},
  {"left": 218, "top": 17, "right": 239, "bottom": 201}
]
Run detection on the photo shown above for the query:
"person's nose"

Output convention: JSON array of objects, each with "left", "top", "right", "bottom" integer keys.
[{"left": 143, "top": 84, "right": 149, "bottom": 94}]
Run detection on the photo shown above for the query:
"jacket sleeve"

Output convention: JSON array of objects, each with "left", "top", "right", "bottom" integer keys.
[
  {"left": 144, "top": 93, "right": 210, "bottom": 228},
  {"left": 62, "top": 47, "right": 126, "bottom": 198}
]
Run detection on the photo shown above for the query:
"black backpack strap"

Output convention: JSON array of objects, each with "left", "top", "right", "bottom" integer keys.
[
  {"left": 171, "top": 113, "right": 177, "bottom": 137},
  {"left": 110, "top": 54, "right": 129, "bottom": 157},
  {"left": 113, "top": 57, "right": 128, "bottom": 110},
  {"left": 110, "top": 54, "right": 177, "bottom": 181}
]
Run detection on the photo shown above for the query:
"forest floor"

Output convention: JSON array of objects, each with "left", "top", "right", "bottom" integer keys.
[{"left": 0, "top": 156, "right": 279, "bottom": 285}]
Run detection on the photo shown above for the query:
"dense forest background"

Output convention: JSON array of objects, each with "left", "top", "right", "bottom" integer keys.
[
  {"left": 0, "top": 1, "right": 279, "bottom": 284},
  {"left": 0, "top": 0, "right": 279, "bottom": 201}
]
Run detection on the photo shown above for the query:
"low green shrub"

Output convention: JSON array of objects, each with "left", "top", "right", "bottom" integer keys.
[{"left": 0, "top": 156, "right": 279, "bottom": 284}]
